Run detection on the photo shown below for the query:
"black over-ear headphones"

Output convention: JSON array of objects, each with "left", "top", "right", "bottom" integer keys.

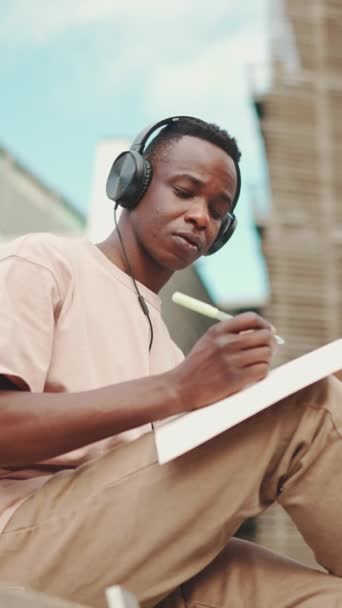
[{"left": 106, "top": 116, "right": 241, "bottom": 256}]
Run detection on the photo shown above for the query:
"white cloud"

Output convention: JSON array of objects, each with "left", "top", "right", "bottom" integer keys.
[
  {"left": 1, "top": 0, "right": 268, "bottom": 119},
  {"left": 143, "top": 26, "right": 269, "bottom": 124},
  {"left": 1, "top": 0, "right": 116, "bottom": 45},
  {"left": 0, "top": 0, "right": 248, "bottom": 45},
  {"left": 0, "top": 0, "right": 270, "bottom": 113},
  {"left": 0, "top": 0, "right": 255, "bottom": 46}
]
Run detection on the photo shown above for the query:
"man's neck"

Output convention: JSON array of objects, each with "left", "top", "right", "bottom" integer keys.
[{"left": 95, "top": 226, "right": 172, "bottom": 294}]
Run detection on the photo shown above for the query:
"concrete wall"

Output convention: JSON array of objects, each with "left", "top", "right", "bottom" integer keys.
[{"left": 0, "top": 146, "right": 85, "bottom": 241}]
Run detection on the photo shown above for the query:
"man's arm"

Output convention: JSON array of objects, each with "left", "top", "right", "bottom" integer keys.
[
  {"left": 0, "top": 312, "right": 275, "bottom": 467},
  {"left": 0, "top": 372, "right": 179, "bottom": 467}
]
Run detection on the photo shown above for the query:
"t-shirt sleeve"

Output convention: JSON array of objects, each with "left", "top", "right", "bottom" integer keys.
[{"left": 0, "top": 255, "right": 61, "bottom": 392}]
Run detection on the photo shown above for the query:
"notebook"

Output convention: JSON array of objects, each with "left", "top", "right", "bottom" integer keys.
[{"left": 155, "top": 339, "right": 342, "bottom": 464}]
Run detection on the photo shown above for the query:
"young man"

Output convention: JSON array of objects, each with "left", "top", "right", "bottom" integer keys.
[{"left": 0, "top": 116, "right": 341, "bottom": 608}]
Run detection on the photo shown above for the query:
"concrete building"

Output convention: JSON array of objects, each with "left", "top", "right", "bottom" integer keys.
[
  {"left": 256, "top": 0, "right": 342, "bottom": 364},
  {"left": 0, "top": 144, "right": 85, "bottom": 241},
  {"left": 244, "top": 0, "right": 342, "bottom": 570}
]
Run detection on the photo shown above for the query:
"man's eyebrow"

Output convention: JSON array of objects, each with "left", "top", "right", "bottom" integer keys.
[
  {"left": 172, "top": 173, "right": 233, "bottom": 208},
  {"left": 172, "top": 173, "right": 203, "bottom": 186}
]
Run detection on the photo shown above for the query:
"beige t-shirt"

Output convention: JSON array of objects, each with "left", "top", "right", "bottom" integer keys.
[{"left": 0, "top": 233, "right": 184, "bottom": 531}]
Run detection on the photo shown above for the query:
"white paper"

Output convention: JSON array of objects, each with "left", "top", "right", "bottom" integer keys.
[{"left": 155, "top": 339, "right": 342, "bottom": 464}]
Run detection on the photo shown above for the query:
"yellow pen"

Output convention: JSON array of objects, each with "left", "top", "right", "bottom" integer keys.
[{"left": 172, "top": 291, "right": 285, "bottom": 345}]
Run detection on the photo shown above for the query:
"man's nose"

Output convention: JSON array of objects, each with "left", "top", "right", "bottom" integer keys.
[{"left": 184, "top": 199, "right": 210, "bottom": 229}]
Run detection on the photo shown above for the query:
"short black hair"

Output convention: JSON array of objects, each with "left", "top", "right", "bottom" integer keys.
[{"left": 144, "top": 116, "right": 241, "bottom": 166}]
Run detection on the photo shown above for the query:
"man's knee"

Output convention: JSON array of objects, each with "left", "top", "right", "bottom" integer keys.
[{"left": 293, "top": 377, "right": 331, "bottom": 409}]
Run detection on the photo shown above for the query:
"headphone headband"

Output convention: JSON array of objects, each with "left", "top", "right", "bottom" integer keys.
[{"left": 130, "top": 115, "right": 189, "bottom": 153}]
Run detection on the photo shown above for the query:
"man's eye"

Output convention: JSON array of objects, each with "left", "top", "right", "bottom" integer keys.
[
  {"left": 211, "top": 209, "right": 225, "bottom": 221},
  {"left": 173, "top": 187, "right": 193, "bottom": 199}
]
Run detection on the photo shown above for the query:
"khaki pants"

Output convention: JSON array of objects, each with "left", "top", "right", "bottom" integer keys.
[{"left": 0, "top": 376, "right": 342, "bottom": 608}]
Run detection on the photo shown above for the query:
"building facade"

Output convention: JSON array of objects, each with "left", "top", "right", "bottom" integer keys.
[
  {"left": 258, "top": 0, "right": 342, "bottom": 363},
  {"left": 245, "top": 0, "right": 342, "bottom": 569},
  {"left": 0, "top": 145, "right": 85, "bottom": 241}
]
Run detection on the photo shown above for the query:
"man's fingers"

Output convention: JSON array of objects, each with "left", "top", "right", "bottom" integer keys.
[
  {"left": 234, "top": 328, "right": 274, "bottom": 350},
  {"left": 236, "top": 346, "right": 273, "bottom": 367},
  {"left": 220, "top": 311, "right": 272, "bottom": 334},
  {"left": 246, "top": 362, "right": 270, "bottom": 382},
  {"left": 214, "top": 328, "right": 275, "bottom": 354}
]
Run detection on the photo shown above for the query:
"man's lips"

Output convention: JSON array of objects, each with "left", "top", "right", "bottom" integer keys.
[{"left": 173, "top": 232, "right": 202, "bottom": 252}]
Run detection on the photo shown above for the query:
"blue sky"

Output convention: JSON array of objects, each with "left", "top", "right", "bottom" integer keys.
[{"left": 0, "top": 0, "right": 272, "bottom": 308}]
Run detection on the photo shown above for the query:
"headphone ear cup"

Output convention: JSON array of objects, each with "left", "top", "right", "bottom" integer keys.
[
  {"left": 206, "top": 215, "right": 237, "bottom": 256},
  {"left": 135, "top": 158, "right": 152, "bottom": 206},
  {"left": 106, "top": 152, "right": 152, "bottom": 209}
]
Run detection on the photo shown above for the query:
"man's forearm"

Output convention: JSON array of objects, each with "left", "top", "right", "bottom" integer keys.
[{"left": 0, "top": 372, "right": 180, "bottom": 467}]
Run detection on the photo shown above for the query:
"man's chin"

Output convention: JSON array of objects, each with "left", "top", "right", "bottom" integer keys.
[
  {"left": 163, "top": 251, "right": 202, "bottom": 271},
  {"left": 149, "top": 241, "right": 202, "bottom": 271}
]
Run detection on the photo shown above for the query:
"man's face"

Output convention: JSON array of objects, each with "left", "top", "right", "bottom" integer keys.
[{"left": 130, "top": 135, "right": 238, "bottom": 271}]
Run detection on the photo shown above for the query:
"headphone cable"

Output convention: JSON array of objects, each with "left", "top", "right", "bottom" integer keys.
[{"left": 113, "top": 203, "right": 154, "bottom": 352}]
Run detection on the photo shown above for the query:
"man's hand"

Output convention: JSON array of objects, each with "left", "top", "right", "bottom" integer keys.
[{"left": 171, "top": 312, "right": 277, "bottom": 412}]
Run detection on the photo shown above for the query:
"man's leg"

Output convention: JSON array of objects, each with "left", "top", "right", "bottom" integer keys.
[
  {"left": 161, "top": 539, "right": 342, "bottom": 608},
  {"left": 0, "top": 377, "right": 341, "bottom": 608},
  {"left": 277, "top": 377, "right": 342, "bottom": 576}
]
